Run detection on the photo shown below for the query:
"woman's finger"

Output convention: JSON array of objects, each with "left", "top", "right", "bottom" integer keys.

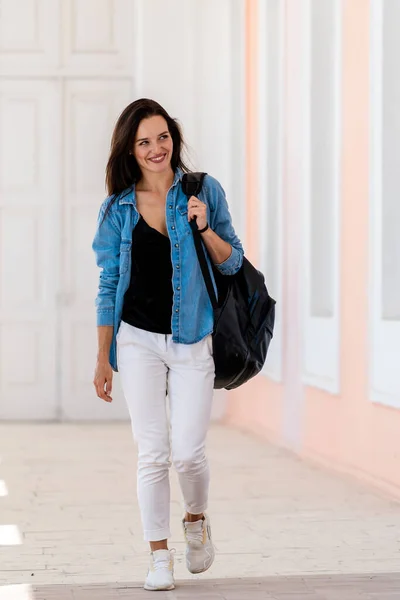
[
  {"left": 95, "top": 381, "right": 109, "bottom": 402},
  {"left": 188, "top": 197, "right": 205, "bottom": 209},
  {"left": 188, "top": 210, "right": 203, "bottom": 221},
  {"left": 188, "top": 205, "right": 205, "bottom": 216}
]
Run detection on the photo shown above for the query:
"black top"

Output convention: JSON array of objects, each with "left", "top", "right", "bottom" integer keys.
[{"left": 121, "top": 216, "right": 173, "bottom": 334}]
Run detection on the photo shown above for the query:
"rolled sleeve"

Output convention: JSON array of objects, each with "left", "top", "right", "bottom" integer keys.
[
  {"left": 96, "top": 308, "right": 115, "bottom": 327},
  {"left": 216, "top": 245, "right": 242, "bottom": 276},
  {"left": 207, "top": 176, "right": 244, "bottom": 276},
  {"left": 92, "top": 199, "right": 121, "bottom": 326}
]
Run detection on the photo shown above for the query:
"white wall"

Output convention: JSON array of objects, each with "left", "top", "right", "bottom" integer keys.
[{"left": 133, "top": 0, "right": 246, "bottom": 239}]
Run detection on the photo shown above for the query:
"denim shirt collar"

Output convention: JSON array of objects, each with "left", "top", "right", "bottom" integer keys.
[{"left": 118, "top": 168, "right": 184, "bottom": 206}]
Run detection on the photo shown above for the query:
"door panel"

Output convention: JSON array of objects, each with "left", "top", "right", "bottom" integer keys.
[
  {"left": 0, "top": 80, "right": 60, "bottom": 419},
  {"left": 60, "top": 79, "right": 132, "bottom": 420}
]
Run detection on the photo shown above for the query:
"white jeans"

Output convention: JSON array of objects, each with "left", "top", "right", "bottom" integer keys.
[{"left": 116, "top": 321, "right": 215, "bottom": 542}]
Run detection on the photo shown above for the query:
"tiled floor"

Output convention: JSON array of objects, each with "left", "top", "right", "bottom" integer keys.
[
  {"left": 1, "top": 423, "right": 400, "bottom": 598},
  {"left": 0, "top": 573, "right": 399, "bottom": 599}
]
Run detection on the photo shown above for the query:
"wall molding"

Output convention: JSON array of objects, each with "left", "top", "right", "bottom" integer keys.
[
  {"left": 369, "top": 0, "right": 400, "bottom": 408},
  {"left": 257, "top": 0, "right": 285, "bottom": 382},
  {"left": 302, "top": 0, "right": 342, "bottom": 394}
]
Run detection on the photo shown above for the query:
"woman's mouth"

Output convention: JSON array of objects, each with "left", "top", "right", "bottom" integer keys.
[{"left": 148, "top": 154, "right": 166, "bottom": 164}]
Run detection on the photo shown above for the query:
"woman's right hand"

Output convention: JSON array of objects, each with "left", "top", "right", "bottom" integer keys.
[{"left": 93, "top": 358, "right": 113, "bottom": 403}]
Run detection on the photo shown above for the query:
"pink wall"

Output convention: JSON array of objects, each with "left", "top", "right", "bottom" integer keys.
[
  {"left": 227, "top": 0, "right": 400, "bottom": 498},
  {"left": 302, "top": 0, "right": 400, "bottom": 496},
  {"left": 225, "top": 0, "right": 283, "bottom": 442}
]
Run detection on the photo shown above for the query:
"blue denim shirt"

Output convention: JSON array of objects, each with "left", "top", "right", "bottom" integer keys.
[{"left": 92, "top": 169, "right": 244, "bottom": 371}]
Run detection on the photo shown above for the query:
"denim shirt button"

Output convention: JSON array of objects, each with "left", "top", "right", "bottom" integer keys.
[
  {"left": 175, "top": 243, "right": 179, "bottom": 248},
  {"left": 176, "top": 265, "right": 180, "bottom": 269},
  {"left": 175, "top": 309, "right": 179, "bottom": 313},
  {"left": 171, "top": 226, "right": 175, "bottom": 230},
  {"left": 169, "top": 205, "right": 173, "bottom": 209},
  {"left": 177, "top": 286, "right": 181, "bottom": 291}
]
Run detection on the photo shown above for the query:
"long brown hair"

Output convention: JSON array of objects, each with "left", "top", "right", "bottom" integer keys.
[{"left": 103, "top": 99, "right": 189, "bottom": 215}]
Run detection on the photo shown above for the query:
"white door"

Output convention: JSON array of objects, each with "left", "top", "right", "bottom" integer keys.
[
  {"left": 60, "top": 79, "right": 132, "bottom": 420},
  {"left": 0, "top": 0, "right": 133, "bottom": 420},
  {"left": 0, "top": 80, "right": 60, "bottom": 419}
]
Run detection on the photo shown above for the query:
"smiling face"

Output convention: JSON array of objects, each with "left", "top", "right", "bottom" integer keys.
[{"left": 133, "top": 115, "right": 173, "bottom": 176}]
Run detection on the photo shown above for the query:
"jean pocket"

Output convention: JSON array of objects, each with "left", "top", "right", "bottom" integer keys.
[
  {"left": 206, "top": 334, "right": 214, "bottom": 357},
  {"left": 116, "top": 320, "right": 127, "bottom": 344}
]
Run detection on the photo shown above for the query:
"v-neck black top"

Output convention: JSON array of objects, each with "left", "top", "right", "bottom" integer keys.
[{"left": 121, "top": 216, "right": 173, "bottom": 334}]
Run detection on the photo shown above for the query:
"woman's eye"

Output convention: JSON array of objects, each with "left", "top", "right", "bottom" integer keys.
[
  {"left": 160, "top": 134, "right": 169, "bottom": 140},
  {"left": 139, "top": 140, "right": 148, "bottom": 146}
]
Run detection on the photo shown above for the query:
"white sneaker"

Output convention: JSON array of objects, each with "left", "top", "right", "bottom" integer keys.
[
  {"left": 183, "top": 514, "right": 215, "bottom": 574},
  {"left": 144, "top": 549, "right": 175, "bottom": 591}
]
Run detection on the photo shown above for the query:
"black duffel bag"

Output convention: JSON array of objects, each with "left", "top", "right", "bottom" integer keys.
[{"left": 182, "top": 172, "right": 276, "bottom": 390}]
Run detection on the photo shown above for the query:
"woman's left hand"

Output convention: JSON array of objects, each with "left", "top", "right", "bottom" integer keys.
[{"left": 188, "top": 196, "right": 208, "bottom": 231}]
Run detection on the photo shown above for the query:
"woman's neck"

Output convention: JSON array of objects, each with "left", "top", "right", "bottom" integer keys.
[{"left": 136, "top": 168, "right": 175, "bottom": 194}]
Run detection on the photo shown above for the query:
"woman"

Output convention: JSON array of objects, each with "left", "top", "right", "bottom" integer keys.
[{"left": 92, "top": 98, "right": 243, "bottom": 591}]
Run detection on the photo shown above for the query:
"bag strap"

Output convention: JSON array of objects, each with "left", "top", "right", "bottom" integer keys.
[
  {"left": 181, "top": 172, "right": 218, "bottom": 310},
  {"left": 181, "top": 171, "right": 207, "bottom": 198}
]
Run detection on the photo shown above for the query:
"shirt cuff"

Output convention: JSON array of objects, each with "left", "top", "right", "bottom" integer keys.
[
  {"left": 96, "top": 309, "right": 115, "bottom": 327},
  {"left": 215, "top": 246, "right": 242, "bottom": 276}
]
